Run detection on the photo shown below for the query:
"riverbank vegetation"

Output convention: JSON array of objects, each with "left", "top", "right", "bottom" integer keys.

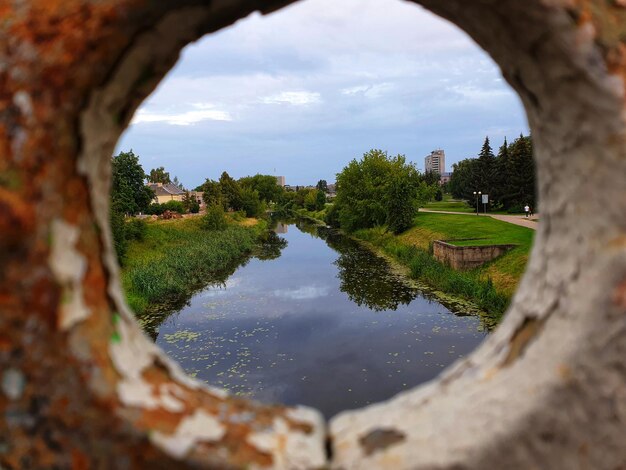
[
  {"left": 121, "top": 216, "right": 267, "bottom": 316},
  {"left": 354, "top": 213, "right": 533, "bottom": 318}
]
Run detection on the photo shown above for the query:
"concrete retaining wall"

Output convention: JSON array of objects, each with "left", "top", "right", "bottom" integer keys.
[{"left": 433, "top": 239, "right": 517, "bottom": 270}]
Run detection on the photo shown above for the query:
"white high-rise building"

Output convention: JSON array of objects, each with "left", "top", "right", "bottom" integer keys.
[{"left": 425, "top": 149, "right": 445, "bottom": 175}]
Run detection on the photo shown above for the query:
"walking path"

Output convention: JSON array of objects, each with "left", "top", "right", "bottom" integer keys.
[{"left": 419, "top": 209, "right": 539, "bottom": 230}]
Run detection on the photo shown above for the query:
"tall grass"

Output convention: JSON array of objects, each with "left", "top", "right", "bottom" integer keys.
[{"left": 122, "top": 218, "right": 264, "bottom": 315}]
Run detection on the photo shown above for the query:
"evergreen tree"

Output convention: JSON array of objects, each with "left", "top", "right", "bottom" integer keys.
[
  {"left": 506, "top": 134, "right": 536, "bottom": 210},
  {"left": 493, "top": 137, "right": 511, "bottom": 209},
  {"left": 476, "top": 136, "right": 497, "bottom": 197}
]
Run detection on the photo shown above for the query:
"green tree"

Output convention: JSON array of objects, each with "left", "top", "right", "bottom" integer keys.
[
  {"left": 172, "top": 175, "right": 183, "bottom": 189},
  {"left": 148, "top": 166, "right": 171, "bottom": 184},
  {"left": 492, "top": 137, "right": 510, "bottom": 209},
  {"left": 238, "top": 174, "right": 283, "bottom": 202},
  {"left": 197, "top": 179, "right": 223, "bottom": 208},
  {"left": 334, "top": 149, "right": 428, "bottom": 233},
  {"left": 240, "top": 187, "right": 264, "bottom": 217},
  {"left": 304, "top": 190, "right": 318, "bottom": 211},
  {"left": 316, "top": 179, "right": 328, "bottom": 192},
  {"left": 476, "top": 136, "right": 497, "bottom": 198},
  {"left": 182, "top": 191, "right": 199, "bottom": 213},
  {"left": 505, "top": 134, "right": 536, "bottom": 209},
  {"left": 219, "top": 171, "right": 243, "bottom": 211},
  {"left": 111, "top": 150, "right": 154, "bottom": 215},
  {"left": 201, "top": 204, "right": 227, "bottom": 231},
  {"left": 315, "top": 190, "right": 326, "bottom": 210}
]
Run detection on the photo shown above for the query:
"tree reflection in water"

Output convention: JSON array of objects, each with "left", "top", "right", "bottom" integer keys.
[{"left": 318, "top": 226, "right": 418, "bottom": 312}]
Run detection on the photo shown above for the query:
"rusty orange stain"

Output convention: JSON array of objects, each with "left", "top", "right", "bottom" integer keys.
[{"left": 612, "top": 278, "right": 626, "bottom": 309}]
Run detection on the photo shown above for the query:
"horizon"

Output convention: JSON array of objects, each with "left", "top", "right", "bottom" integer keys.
[{"left": 116, "top": 0, "right": 528, "bottom": 188}]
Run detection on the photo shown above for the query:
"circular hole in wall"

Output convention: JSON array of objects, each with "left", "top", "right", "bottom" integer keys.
[{"left": 114, "top": 0, "right": 532, "bottom": 420}]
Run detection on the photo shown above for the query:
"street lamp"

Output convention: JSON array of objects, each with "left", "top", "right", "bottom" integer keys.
[{"left": 473, "top": 191, "right": 481, "bottom": 216}]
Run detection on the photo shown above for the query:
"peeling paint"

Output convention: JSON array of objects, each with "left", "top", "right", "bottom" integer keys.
[
  {"left": 12, "top": 91, "right": 33, "bottom": 120},
  {"left": 48, "top": 220, "right": 91, "bottom": 330},
  {"left": 359, "top": 428, "right": 406, "bottom": 456},
  {"left": 1, "top": 369, "right": 25, "bottom": 401},
  {"left": 248, "top": 416, "right": 326, "bottom": 469},
  {"left": 150, "top": 409, "right": 226, "bottom": 459}
]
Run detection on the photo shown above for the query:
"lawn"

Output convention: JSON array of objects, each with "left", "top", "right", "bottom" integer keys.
[
  {"left": 423, "top": 196, "right": 474, "bottom": 213},
  {"left": 423, "top": 194, "right": 528, "bottom": 216},
  {"left": 412, "top": 212, "right": 533, "bottom": 247}
]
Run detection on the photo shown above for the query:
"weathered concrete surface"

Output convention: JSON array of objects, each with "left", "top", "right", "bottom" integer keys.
[
  {"left": 0, "top": 0, "right": 625, "bottom": 469},
  {"left": 432, "top": 240, "right": 517, "bottom": 270}
]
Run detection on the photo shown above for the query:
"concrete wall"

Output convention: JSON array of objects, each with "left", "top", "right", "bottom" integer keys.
[{"left": 433, "top": 240, "right": 517, "bottom": 270}]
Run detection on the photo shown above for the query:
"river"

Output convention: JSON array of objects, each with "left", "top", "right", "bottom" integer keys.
[{"left": 155, "top": 220, "right": 487, "bottom": 418}]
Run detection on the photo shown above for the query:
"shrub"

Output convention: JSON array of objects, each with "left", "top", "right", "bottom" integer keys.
[
  {"left": 125, "top": 218, "right": 147, "bottom": 241},
  {"left": 201, "top": 204, "right": 227, "bottom": 231},
  {"left": 145, "top": 203, "right": 164, "bottom": 216},
  {"left": 110, "top": 209, "right": 127, "bottom": 263},
  {"left": 324, "top": 204, "right": 340, "bottom": 227},
  {"left": 162, "top": 200, "right": 184, "bottom": 214},
  {"left": 241, "top": 187, "right": 264, "bottom": 217},
  {"left": 189, "top": 200, "right": 200, "bottom": 213}
]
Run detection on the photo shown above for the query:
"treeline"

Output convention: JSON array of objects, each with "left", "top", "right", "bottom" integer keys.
[
  {"left": 449, "top": 135, "right": 536, "bottom": 212},
  {"left": 196, "top": 173, "right": 327, "bottom": 217},
  {"left": 327, "top": 149, "right": 438, "bottom": 234}
]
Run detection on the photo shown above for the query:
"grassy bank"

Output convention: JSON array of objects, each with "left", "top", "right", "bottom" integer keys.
[
  {"left": 121, "top": 216, "right": 265, "bottom": 316},
  {"left": 354, "top": 212, "right": 534, "bottom": 321},
  {"left": 424, "top": 196, "right": 474, "bottom": 213}
]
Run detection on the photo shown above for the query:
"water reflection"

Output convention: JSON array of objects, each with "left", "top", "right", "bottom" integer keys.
[
  {"left": 322, "top": 228, "right": 417, "bottom": 311},
  {"left": 152, "top": 220, "right": 487, "bottom": 418}
]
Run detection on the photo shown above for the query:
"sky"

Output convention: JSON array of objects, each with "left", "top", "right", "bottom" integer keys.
[{"left": 116, "top": 0, "right": 528, "bottom": 189}]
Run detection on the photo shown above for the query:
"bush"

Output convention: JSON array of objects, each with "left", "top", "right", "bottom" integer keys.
[
  {"left": 324, "top": 204, "right": 340, "bottom": 227},
  {"left": 435, "top": 188, "right": 443, "bottom": 201},
  {"left": 162, "top": 200, "right": 185, "bottom": 214},
  {"left": 110, "top": 209, "right": 127, "bottom": 263},
  {"left": 189, "top": 200, "right": 200, "bottom": 213},
  {"left": 145, "top": 203, "right": 164, "bottom": 216},
  {"left": 241, "top": 187, "right": 264, "bottom": 217},
  {"left": 125, "top": 218, "right": 147, "bottom": 241},
  {"left": 201, "top": 204, "right": 228, "bottom": 231}
]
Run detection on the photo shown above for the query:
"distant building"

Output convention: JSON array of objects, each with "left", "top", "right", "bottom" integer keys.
[
  {"left": 276, "top": 176, "right": 286, "bottom": 187},
  {"left": 425, "top": 149, "right": 446, "bottom": 175},
  {"left": 148, "top": 182, "right": 185, "bottom": 204},
  {"left": 147, "top": 182, "right": 205, "bottom": 209},
  {"left": 440, "top": 172, "right": 452, "bottom": 185}
]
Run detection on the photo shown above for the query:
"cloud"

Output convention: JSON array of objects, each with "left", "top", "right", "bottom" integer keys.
[
  {"left": 446, "top": 85, "right": 509, "bottom": 103},
  {"left": 273, "top": 285, "right": 330, "bottom": 300},
  {"left": 260, "top": 91, "right": 321, "bottom": 105},
  {"left": 341, "top": 83, "right": 395, "bottom": 98},
  {"left": 131, "top": 103, "right": 232, "bottom": 126},
  {"left": 117, "top": 0, "right": 528, "bottom": 188}
]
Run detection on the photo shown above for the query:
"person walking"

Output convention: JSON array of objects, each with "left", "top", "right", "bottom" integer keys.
[
  {"left": 529, "top": 206, "right": 534, "bottom": 217},
  {"left": 524, "top": 204, "right": 530, "bottom": 218}
]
